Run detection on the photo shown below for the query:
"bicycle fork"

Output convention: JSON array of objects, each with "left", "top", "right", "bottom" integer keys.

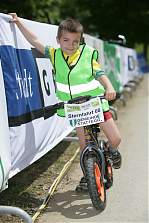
[{"left": 80, "top": 142, "right": 107, "bottom": 183}]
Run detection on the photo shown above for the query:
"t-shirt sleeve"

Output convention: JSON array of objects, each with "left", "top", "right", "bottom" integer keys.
[{"left": 93, "top": 59, "right": 105, "bottom": 80}]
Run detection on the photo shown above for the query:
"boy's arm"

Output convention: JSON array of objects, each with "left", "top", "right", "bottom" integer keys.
[
  {"left": 9, "top": 13, "right": 45, "bottom": 55},
  {"left": 97, "top": 75, "right": 116, "bottom": 101},
  {"left": 92, "top": 59, "right": 116, "bottom": 101}
]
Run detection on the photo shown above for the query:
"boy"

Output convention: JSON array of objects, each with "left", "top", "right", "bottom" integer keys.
[{"left": 9, "top": 13, "right": 121, "bottom": 190}]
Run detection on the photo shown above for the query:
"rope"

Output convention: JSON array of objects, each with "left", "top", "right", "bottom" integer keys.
[{"left": 32, "top": 147, "right": 80, "bottom": 222}]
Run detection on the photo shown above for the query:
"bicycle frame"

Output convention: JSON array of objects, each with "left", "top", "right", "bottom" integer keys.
[
  {"left": 46, "top": 94, "right": 108, "bottom": 182},
  {"left": 80, "top": 125, "right": 107, "bottom": 183}
]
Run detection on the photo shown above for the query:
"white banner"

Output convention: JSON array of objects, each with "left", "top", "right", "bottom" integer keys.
[
  {"left": 119, "top": 46, "right": 139, "bottom": 86},
  {"left": 0, "top": 13, "right": 73, "bottom": 191},
  {"left": 126, "top": 47, "right": 139, "bottom": 81},
  {"left": 0, "top": 60, "right": 11, "bottom": 191}
]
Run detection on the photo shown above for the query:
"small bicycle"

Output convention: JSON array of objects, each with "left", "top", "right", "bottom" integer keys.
[
  {"left": 48, "top": 95, "right": 115, "bottom": 211},
  {"left": 78, "top": 121, "right": 113, "bottom": 211}
]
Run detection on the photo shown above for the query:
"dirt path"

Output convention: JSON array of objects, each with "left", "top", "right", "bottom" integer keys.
[{"left": 37, "top": 75, "right": 148, "bottom": 223}]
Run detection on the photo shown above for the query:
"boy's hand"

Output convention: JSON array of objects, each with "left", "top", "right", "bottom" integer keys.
[
  {"left": 98, "top": 75, "right": 116, "bottom": 101},
  {"left": 8, "top": 13, "right": 20, "bottom": 23},
  {"left": 105, "top": 87, "right": 116, "bottom": 101}
]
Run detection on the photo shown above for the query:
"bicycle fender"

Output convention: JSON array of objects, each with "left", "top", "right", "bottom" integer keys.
[{"left": 80, "top": 144, "right": 105, "bottom": 177}]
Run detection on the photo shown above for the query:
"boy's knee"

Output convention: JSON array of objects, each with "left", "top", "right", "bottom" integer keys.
[
  {"left": 79, "top": 142, "right": 86, "bottom": 150},
  {"left": 112, "top": 135, "right": 121, "bottom": 148},
  {"left": 116, "top": 136, "right": 121, "bottom": 147}
]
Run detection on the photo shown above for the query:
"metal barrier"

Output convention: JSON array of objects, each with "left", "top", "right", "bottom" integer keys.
[{"left": 0, "top": 206, "right": 33, "bottom": 223}]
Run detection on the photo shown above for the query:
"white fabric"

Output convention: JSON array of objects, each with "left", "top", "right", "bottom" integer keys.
[
  {"left": 0, "top": 13, "right": 73, "bottom": 191},
  {"left": 119, "top": 46, "right": 139, "bottom": 86},
  {"left": 0, "top": 60, "right": 11, "bottom": 191}
]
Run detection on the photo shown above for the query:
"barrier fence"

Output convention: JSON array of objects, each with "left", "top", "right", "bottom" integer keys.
[{"left": 0, "top": 13, "right": 148, "bottom": 192}]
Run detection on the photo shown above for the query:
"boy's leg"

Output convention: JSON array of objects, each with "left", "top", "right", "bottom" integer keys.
[
  {"left": 99, "top": 117, "right": 121, "bottom": 148},
  {"left": 75, "top": 127, "right": 88, "bottom": 191},
  {"left": 76, "top": 119, "right": 121, "bottom": 150},
  {"left": 76, "top": 127, "right": 86, "bottom": 150},
  {"left": 99, "top": 117, "right": 122, "bottom": 169}
]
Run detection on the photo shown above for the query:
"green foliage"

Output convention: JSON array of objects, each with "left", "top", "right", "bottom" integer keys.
[
  {"left": 0, "top": 0, "right": 62, "bottom": 23},
  {"left": 0, "top": 0, "right": 149, "bottom": 47}
]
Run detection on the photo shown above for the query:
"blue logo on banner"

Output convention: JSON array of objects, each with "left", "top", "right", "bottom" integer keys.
[
  {"left": 0, "top": 45, "right": 43, "bottom": 122},
  {"left": 128, "top": 55, "right": 135, "bottom": 71}
]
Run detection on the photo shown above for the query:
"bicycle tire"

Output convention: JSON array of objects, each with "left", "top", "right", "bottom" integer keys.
[{"left": 84, "top": 155, "right": 106, "bottom": 211}]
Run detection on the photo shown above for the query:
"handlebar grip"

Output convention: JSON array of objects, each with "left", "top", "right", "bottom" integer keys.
[
  {"left": 115, "top": 92, "right": 121, "bottom": 99},
  {"left": 101, "top": 93, "right": 121, "bottom": 100}
]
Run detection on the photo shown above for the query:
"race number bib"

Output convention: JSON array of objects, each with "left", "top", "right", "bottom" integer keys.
[{"left": 64, "top": 97, "right": 104, "bottom": 127}]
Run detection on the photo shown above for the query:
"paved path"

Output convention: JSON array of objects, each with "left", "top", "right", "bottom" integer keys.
[{"left": 37, "top": 75, "right": 148, "bottom": 223}]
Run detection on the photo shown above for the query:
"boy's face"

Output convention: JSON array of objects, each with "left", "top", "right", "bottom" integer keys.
[{"left": 57, "top": 31, "right": 81, "bottom": 56}]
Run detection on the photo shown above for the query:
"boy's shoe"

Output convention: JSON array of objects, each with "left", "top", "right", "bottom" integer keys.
[
  {"left": 75, "top": 177, "right": 88, "bottom": 192},
  {"left": 109, "top": 148, "right": 122, "bottom": 169}
]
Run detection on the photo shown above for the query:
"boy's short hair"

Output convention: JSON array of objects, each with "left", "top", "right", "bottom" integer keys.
[{"left": 57, "top": 18, "right": 84, "bottom": 39}]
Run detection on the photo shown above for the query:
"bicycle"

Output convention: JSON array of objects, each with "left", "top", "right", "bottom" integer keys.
[
  {"left": 78, "top": 121, "right": 113, "bottom": 211},
  {"left": 47, "top": 95, "right": 116, "bottom": 211}
]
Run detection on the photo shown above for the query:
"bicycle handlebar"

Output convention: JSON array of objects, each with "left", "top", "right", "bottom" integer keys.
[{"left": 49, "top": 93, "right": 120, "bottom": 110}]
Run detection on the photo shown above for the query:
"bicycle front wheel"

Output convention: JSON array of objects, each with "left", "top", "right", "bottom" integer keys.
[{"left": 85, "top": 156, "right": 106, "bottom": 211}]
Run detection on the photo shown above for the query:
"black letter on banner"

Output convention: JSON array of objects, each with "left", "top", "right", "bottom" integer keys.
[{"left": 43, "top": 69, "right": 50, "bottom": 96}]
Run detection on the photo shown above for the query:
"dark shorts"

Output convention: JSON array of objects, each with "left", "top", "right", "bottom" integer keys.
[{"left": 104, "top": 111, "right": 112, "bottom": 121}]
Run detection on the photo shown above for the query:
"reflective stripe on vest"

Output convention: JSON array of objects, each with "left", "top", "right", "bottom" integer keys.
[{"left": 56, "top": 79, "right": 100, "bottom": 95}]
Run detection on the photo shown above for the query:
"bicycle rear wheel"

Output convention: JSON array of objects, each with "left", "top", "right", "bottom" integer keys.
[{"left": 85, "top": 155, "right": 106, "bottom": 211}]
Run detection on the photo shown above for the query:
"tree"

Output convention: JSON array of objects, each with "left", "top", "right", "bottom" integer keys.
[
  {"left": 0, "top": 0, "right": 62, "bottom": 23},
  {"left": 59, "top": 0, "right": 149, "bottom": 58},
  {"left": 0, "top": 0, "right": 149, "bottom": 58}
]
